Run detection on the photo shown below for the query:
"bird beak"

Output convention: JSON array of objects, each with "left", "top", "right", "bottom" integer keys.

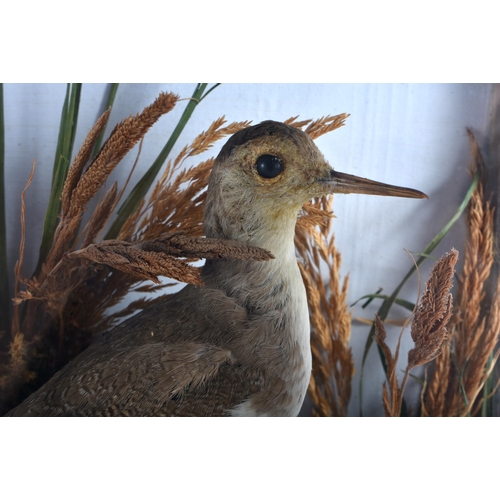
[{"left": 321, "top": 169, "right": 428, "bottom": 199}]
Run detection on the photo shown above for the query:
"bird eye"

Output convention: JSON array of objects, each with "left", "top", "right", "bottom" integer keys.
[{"left": 255, "top": 155, "right": 283, "bottom": 179}]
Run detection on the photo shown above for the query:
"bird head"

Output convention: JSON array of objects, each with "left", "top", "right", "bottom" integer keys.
[{"left": 204, "top": 120, "right": 426, "bottom": 250}]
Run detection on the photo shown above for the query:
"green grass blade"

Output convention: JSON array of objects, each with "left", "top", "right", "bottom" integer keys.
[
  {"left": 358, "top": 287, "right": 382, "bottom": 308},
  {"left": 199, "top": 83, "right": 221, "bottom": 102},
  {"left": 351, "top": 293, "right": 416, "bottom": 312},
  {"left": 64, "top": 84, "right": 81, "bottom": 161},
  {"left": 35, "top": 84, "right": 82, "bottom": 275},
  {"left": 91, "top": 83, "right": 119, "bottom": 158},
  {"left": 408, "top": 372, "right": 425, "bottom": 386},
  {"left": 105, "top": 83, "right": 213, "bottom": 240},
  {"left": 409, "top": 252, "right": 438, "bottom": 260},
  {"left": 358, "top": 172, "right": 480, "bottom": 415},
  {"left": 0, "top": 83, "right": 9, "bottom": 334}
]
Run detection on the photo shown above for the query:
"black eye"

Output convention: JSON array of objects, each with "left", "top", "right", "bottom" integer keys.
[{"left": 255, "top": 155, "right": 283, "bottom": 179}]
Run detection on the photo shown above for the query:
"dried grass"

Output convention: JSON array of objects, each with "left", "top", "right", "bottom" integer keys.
[
  {"left": 81, "top": 182, "right": 119, "bottom": 248},
  {"left": 373, "top": 315, "right": 402, "bottom": 417},
  {"left": 70, "top": 234, "right": 273, "bottom": 286},
  {"left": 60, "top": 108, "right": 111, "bottom": 214},
  {"left": 285, "top": 114, "right": 350, "bottom": 139},
  {"left": 375, "top": 249, "right": 458, "bottom": 416},
  {"left": 407, "top": 249, "right": 457, "bottom": 370},
  {"left": 5, "top": 160, "right": 37, "bottom": 390},
  {"left": 295, "top": 196, "right": 354, "bottom": 417},
  {"left": 43, "top": 92, "right": 179, "bottom": 278},
  {"left": 422, "top": 131, "right": 500, "bottom": 416},
  {"left": 121, "top": 117, "right": 252, "bottom": 242}
]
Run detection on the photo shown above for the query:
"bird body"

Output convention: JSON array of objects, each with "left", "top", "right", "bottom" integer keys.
[
  {"left": 7, "top": 259, "right": 310, "bottom": 416},
  {"left": 7, "top": 120, "right": 426, "bottom": 417}
]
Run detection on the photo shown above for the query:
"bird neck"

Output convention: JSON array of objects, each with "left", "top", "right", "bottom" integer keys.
[
  {"left": 204, "top": 190, "right": 301, "bottom": 258},
  {"left": 203, "top": 185, "right": 305, "bottom": 311},
  {"left": 201, "top": 211, "right": 301, "bottom": 315}
]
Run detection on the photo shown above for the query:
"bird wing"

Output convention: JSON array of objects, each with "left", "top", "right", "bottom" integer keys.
[{"left": 8, "top": 285, "right": 260, "bottom": 416}]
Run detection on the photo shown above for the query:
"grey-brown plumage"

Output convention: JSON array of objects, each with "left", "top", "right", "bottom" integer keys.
[{"left": 7, "top": 121, "right": 426, "bottom": 417}]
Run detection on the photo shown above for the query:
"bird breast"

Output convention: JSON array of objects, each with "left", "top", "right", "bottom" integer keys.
[{"left": 225, "top": 255, "right": 312, "bottom": 416}]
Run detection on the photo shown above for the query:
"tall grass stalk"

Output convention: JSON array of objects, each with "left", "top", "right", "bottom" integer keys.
[{"left": 35, "top": 84, "right": 82, "bottom": 275}]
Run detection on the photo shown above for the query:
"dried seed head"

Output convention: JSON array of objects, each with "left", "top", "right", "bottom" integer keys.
[
  {"left": 408, "top": 249, "right": 458, "bottom": 370},
  {"left": 70, "top": 234, "right": 273, "bottom": 286}
]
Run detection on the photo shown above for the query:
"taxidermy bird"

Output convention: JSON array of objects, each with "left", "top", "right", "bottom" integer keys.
[{"left": 7, "top": 120, "right": 426, "bottom": 417}]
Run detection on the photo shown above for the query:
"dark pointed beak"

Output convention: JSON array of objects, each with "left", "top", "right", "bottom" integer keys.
[{"left": 320, "top": 170, "right": 428, "bottom": 199}]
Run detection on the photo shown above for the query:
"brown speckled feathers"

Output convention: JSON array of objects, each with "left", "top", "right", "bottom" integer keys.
[{"left": 8, "top": 285, "right": 256, "bottom": 416}]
